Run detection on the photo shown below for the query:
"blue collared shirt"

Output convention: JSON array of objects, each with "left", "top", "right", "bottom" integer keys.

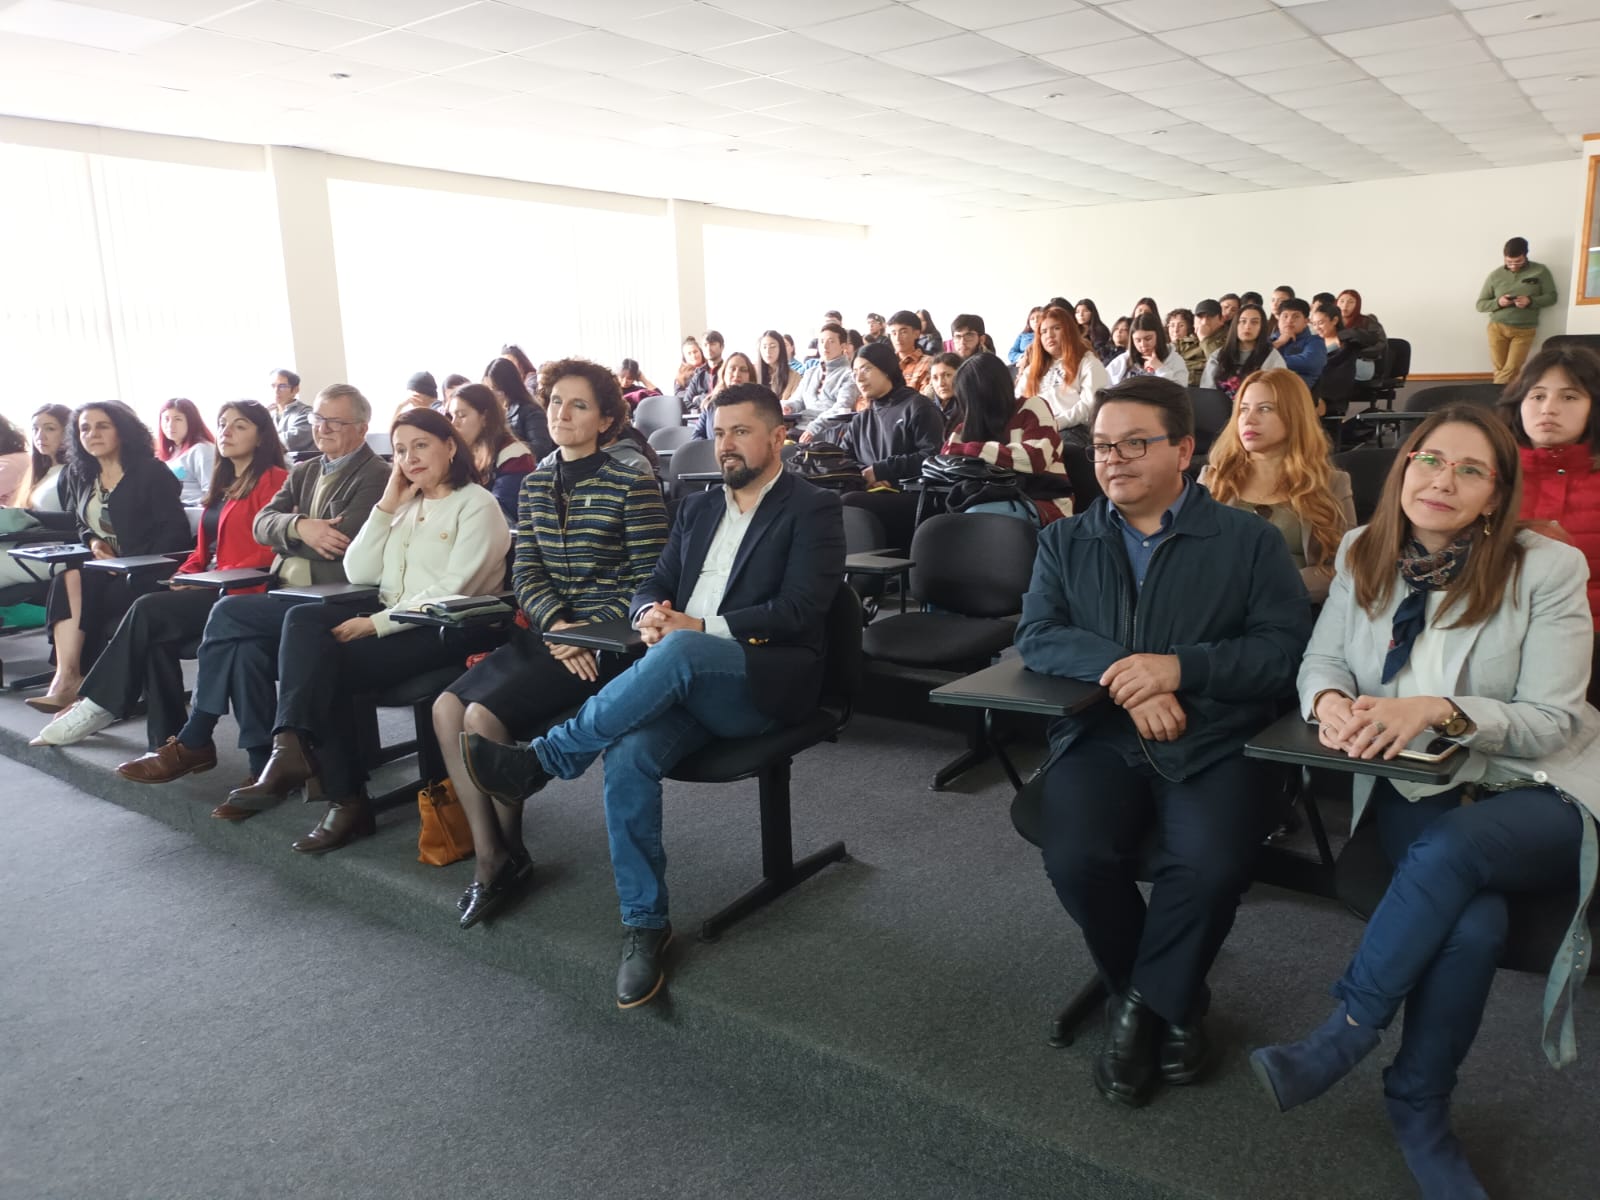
[
  {"left": 1108, "top": 479, "right": 1190, "bottom": 587},
  {"left": 321, "top": 446, "right": 362, "bottom": 475}
]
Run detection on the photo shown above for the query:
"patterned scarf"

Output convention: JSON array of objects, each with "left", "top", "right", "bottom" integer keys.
[{"left": 1381, "top": 536, "right": 1473, "bottom": 683}]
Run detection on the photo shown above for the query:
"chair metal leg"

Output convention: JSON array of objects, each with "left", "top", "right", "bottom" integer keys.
[
  {"left": 5, "top": 666, "right": 54, "bottom": 693},
  {"left": 699, "top": 760, "right": 847, "bottom": 943},
  {"left": 931, "top": 710, "right": 1017, "bottom": 791},
  {"left": 1050, "top": 975, "right": 1109, "bottom": 1048}
]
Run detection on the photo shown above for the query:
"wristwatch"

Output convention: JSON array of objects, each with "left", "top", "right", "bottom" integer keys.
[{"left": 1434, "top": 698, "right": 1472, "bottom": 738}]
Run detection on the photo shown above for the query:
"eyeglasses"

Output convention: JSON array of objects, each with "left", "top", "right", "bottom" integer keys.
[
  {"left": 1406, "top": 451, "right": 1496, "bottom": 483},
  {"left": 310, "top": 415, "right": 357, "bottom": 430},
  {"left": 1089, "top": 434, "right": 1171, "bottom": 462}
]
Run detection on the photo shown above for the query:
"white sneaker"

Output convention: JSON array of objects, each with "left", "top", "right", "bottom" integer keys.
[{"left": 32, "top": 698, "right": 117, "bottom": 746}]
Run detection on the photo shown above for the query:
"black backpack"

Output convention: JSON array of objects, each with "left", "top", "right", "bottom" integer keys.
[{"left": 787, "top": 442, "right": 868, "bottom": 493}]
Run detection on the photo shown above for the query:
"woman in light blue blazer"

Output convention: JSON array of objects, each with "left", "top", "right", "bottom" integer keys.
[{"left": 1250, "top": 405, "right": 1599, "bottom": 1200}]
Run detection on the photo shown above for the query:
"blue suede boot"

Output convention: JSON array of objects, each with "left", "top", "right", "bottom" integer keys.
[
  {"left": 1250, "top": 1002, "right": 1381, "bottom": 1112},
  {"left": 1384, "top": 1095, "right": 1489, "bottom": 1200}
]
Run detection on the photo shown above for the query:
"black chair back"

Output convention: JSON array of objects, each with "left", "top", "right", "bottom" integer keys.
[
  {"left": 819, "top": 581, "right": 864, "bottom": 708},
  {"left": 648, "top": 425, "right": 691, "bottom": 454},
  {"left": 1403, "top": 383, "right": 1504, "bottom": 413},
  {"left": 842, "top": 504, "right": 887, "bottom": 555},
  {"left": 664, "top": 436, "right": 718, "bottom": 493},
  {"left": 1060, "top": 444, "right": 1102, "bottom": 510},
  {"left": 633, "top": 393, "right": 683, "bottom": 438},
  {"left": 1187, "top": 387, "right": 1231, "bottom": 455},
  {"left": 1333, "top": 447, "right": 1397, "bottom": 524},
  {"left": 1315, "top": 350, "right": 1359, "bottom": 415},
  {"left": 1383, "top": 338, "right": 1411, "bottom": 388},
  {"left": 907, "top": 513, "right": 1037, "bottom": 618}
]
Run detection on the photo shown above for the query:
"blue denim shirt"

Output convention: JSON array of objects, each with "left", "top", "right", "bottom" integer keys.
[{"left": 1108, "top": 479, "right": 1190, "bottom": 587}]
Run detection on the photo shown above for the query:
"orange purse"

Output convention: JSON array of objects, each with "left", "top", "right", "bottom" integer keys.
[{"left": 417, "top": 778, "right": 474, "bottom": 867}]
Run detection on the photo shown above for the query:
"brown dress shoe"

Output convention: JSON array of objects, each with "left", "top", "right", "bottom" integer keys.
[
  {"left": 116, "top": 737, "right": 218, "bottom": 784},
  {"left": 212, "top": 781, "right": 263, "bottom": 821},
  {"left": 228, "top": 730, "right": 321, "bottom": 806},
  {"left": 291, "top": 800, "right": 375, "bottom": 854}
]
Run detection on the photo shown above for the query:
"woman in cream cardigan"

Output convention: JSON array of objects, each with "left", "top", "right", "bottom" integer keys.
[
  {"left": 218, "top": 408, "right": 510, "bottom": 854},
  {"left": 1250, "top": 405, "right": 1599, "bottom": 1200}
]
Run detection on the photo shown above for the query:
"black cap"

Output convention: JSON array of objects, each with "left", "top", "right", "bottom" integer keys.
[
  {"left": 407, "top": 371, "right": 438, "bottom": 399},
  {"left": 854, "top": 340, "right": 906, "bottom": 390},
  {"left": 867, "top": 312, "right": 884, "bottom": 322},
  {"left": 1194, "top": 299, "right": 1222, "bottom": 318}
]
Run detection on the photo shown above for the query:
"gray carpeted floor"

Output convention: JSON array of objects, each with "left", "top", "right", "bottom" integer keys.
[{"left": 1, "top": 625, "right": 1595, "bottom": 1200}]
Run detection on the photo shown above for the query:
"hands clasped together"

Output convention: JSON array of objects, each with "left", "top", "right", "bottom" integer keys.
[
  {"left": 1101, "top": 653, "right": 1185, "bottom": 742},
  {"left": 1313, "top": 692, "right": 1454, "bottom": 761}
]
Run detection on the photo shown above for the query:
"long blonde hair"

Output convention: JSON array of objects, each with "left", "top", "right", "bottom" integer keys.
[{"left": 1205, "top": 368, "right": 1347, "bottom": 568}]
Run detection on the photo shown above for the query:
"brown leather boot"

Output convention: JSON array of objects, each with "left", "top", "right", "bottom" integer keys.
[
  {"left": 227, "top": 730, "right": 320, "bottom": 806},
  {"left": 291, "top": 799, "right": 375, "bottom": 854}
]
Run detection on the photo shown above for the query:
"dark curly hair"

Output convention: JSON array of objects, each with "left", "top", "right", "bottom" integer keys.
[
  {"left": 66, "top": 400, "right": 156, "bottom": 489},
  {"left": 537, "top": 358, "right": 626, "bottom": 446}
]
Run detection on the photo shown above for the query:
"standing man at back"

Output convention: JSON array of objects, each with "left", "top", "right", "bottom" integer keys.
[
  {"left": 1478, "top": 236, "right": 1558, "bottom": 384},
  {"left": 1015, "top": 377, "right": 1311, "bottom": 1109}
]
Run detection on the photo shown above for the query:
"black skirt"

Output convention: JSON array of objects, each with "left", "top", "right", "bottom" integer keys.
[{"left": 447, "top": 625, "right": 628, "bottom": 739}]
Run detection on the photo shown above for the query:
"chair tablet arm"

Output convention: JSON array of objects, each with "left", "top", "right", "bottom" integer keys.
[
  {"left": 272, "top": 581, "right": 382, "bottom": 606},
  {"left": 388, "top": 595, "right": 517, "bottom": 630},
  {"left": 929, "top": 658, "right": 1108, "bottom": 718},
  {"left": 844, "top": 552, "right": 913, "bottom": 576},
  {"left": 83, "top": 553, "right": 188, "bottom": 576},
  {"left": 1243, "top": 710, "right": 1466, "bottom": 784},
  {"left": 543, "top": 618, "right": 645, "bottom": 654},
  {"left": 167, "top": 567, "right": 278, "bottom": 591},
  {"left": 1356, "top": 410, "right": 1426, "bottom": 424},
  {"left": 8, "top": 542, "right": 94, "bottom": 565}
]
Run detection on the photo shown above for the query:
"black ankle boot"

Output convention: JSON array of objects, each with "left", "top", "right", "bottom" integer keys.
[{"left": 615, "top": 923, "right": 672, "bottom": 1009}]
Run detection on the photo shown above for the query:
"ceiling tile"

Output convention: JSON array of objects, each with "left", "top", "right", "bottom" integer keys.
[
  {"left": 338, "top": 29, "right": 489, "bottom": 71},
  {"left": 1040, "top": 35, "right": 1181, "bottom": 75},
  {"left": 1353, "top": 39, "right": 1488, "bottom": 75},
  {"left": 700, "top": 74, "right": 815, "bottom": 110},
  {"left": 838, "top": 66, "right": 972, "bottom": 109},
  {"left": 1137, "top": 79, "right": 1254, "bottom": 109},
  {"left": 1158, "top": 11, "right": 1302, "bottom": 55},
  {"left": 1098, "top": 0, "right": 1271, "bottom": 34},
  {"left": 517, "top": 31, "right": 677, "bottom": 71},
  {"left": 284, "top": 0, "right": 464, "bottom": 21},
  {"left": 1490, "top": 19, "right": 1600, "bottom": 57},
  {"left": 990, "top": 76, "right": 1117, "bottom": 110},
  {"left": 436, "top": 54, "right": 582, "bottom": 91},
  {"left": 938, "top": 57, "right": 1067, "bottom": 93},
  {"left": 1238, "top": 60, "right": 1366, "bottom": 95},
  {"left": 1500, "top": 47, "right": 1600, "bottom": 80},
  {"left": 1324, "top": 15, "right": 1475, "bottom": 57},
  {"left": 706, "top": 0, "right": 885, "bottom": 23},
  {"left": 1288, "top": 0, "right": 1452, "bottom": 36},
  {"left": 75, "top": 0, "right": 240, "bottom": 19},
  {"left": 1462, "top": 2, "right": 1597, "bottom": 38},
  {"left": 1381, "top": 61, "right": 1510, "bottom": 95},
  {"left": 498, "top": 0, "right": 679, "bottom": 23},
  {"left": 908, "top": 0, "right": 1075, "bottom": 27},
  {"left": 759, "top": 92, "right": 877, "bottom": 122},
  {"left": 1197, "top": 38, "right": 1337, "bottom": 76},
  {"left": 1092, "top": 59, "right": 1220, "bottom": 94},
  {"left": 201, "top": 1, "right": 381, "bottom": 49},
  {"left": 700, "top": 31, "right": 854, "bottom": 70},
  {"left": 801, "top": 5, "right": 963, "bottom": 53},
  {"left": 404, "top": 3, "right": 585, "bottom": 53},
  {"left": 270, "top": 51, "right": 410, "bottom": 88},
  {"left": 769, "top": 53, "right": 884, "bottom": 92},
  {"left": 622, "top": 3, "right": 778, "bottom": 52},
  {"left": 138, "top": 27, "right": 305, "bottom": 70},
  {"left": 365, "top": 73, "right": 507, "bottom": 109},
  {"left": 877, "top": 31, "right": 1015, "bottom": 73},
  {"left": 623, "top": 53, "right": 759, "bottom": 92},
  {"left": 983, "top": 9, "right": 1129, "bottom": 53}
]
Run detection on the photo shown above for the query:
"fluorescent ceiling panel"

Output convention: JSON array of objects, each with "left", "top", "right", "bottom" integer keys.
[{"left": 0, "top": 0, "right": 181, "bottom": 51}]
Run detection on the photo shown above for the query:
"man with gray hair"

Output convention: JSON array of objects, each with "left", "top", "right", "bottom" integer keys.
[{"left": 114, "top": 383, "right": 391, "bottom": 788}]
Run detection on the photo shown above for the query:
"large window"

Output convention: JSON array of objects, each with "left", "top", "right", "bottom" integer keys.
[
  {"left": 0, "top": 143, "right": 291, "bottom": 427},
  {"left": 328, "top": 180, "right": 675, "bottom": 404}
]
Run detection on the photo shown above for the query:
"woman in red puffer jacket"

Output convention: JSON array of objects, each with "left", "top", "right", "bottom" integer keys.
[{"left": 1500, "top": 345, "right": 1600, "bottom": 700}]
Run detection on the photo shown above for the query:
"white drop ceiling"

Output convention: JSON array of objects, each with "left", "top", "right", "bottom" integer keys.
[{"left": 0, "top": 0, "right": 1593, "bottom": 223}]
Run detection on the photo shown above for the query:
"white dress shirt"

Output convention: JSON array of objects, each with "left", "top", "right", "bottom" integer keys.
[{"left": 648, "top": 470, "right": 783, "bottom": 640}]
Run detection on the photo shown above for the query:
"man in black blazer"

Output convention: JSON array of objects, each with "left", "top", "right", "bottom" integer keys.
[{"left": 464, "top": 383, "right": 845, "bottom": 1008}]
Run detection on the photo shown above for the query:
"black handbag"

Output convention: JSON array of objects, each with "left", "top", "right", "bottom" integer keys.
[
  {"left": 787, "top": 442, "right": 868, "bottom": 492},
  {"left": 919, "top": 454, "right": 1025, "bottom": 513}
]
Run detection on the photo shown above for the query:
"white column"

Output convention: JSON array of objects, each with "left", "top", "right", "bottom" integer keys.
[
  {"left": 667, "top": 197, "right": 707, "bottom": 341},
  {"left": 266, "top": 146, "right": 348, "bottom": 391}
]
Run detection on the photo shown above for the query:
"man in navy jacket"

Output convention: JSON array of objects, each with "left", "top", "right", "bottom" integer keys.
[
  {"left": 1016, "top": 377, "right": 1312, "bottom": 1108},
  {"left": 464, "top": 383, "right": 845, "bottom": 1008},
  {"left": 1272, "top": 297, "right": 1328, "bottom": 391}
]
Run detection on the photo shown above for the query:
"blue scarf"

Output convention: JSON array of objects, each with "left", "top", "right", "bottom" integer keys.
[{"left": 1381, "top": 536, "right": 1472, "bottom": 683}]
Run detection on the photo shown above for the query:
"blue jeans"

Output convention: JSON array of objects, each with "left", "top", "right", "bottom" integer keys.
[
  {"left": 960, "top": 498, "right": 1041, "bottom": 526},
  {"left": 1333, "top": 779, "right": 1582, "bottom": 1101},
  {"left": 534, "top": 631, "right": 773, "bottom": 929}
]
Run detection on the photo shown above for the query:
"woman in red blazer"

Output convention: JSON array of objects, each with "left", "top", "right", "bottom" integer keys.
[{"left": 32, "top": 401, "right": 288, "bottom": 752}]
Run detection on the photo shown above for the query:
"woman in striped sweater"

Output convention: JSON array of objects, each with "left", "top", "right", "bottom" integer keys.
[
  {"left": 435, "top": 358, "right": 670, "bottom": 929},
  {"left": 944, "top": 352, "right": 1073, "bottom": 525}
]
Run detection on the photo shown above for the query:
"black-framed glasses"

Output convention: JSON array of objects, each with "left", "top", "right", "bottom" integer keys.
[
  {"left": 310, "top": 415, "right": 357, "bottom": 430},
  {"left": 1088, "top": 434, "right": 1171, "bottom": 462}
]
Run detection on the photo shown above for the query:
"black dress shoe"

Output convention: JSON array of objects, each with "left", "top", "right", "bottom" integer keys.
[
  {"left": 1094, "top": 988, "right": 1161, "bottom": 1107},
  {"left": 1159, "top": 1017, "right": 1213, "bottom": 1085},
  {"left": 460, "top": 733, "right": 551, "bottom": 804},
  {"left": 458, "top": 852, "right": 530, "bottom": 913},
  {"left": 616, "top": 923, "right": 672, "bottom": 1009},
  {"left": 459, "top": 856, "right": 534, "bottom": 929}
]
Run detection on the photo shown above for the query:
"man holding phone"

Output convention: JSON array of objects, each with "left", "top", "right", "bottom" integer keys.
[{"left": 1476, "top": 237, "right": 1558, "bottom": 385}]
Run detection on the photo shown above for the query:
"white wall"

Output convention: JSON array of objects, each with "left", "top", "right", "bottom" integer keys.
[{"left": 866, "top": 159, "right": 1584, "bottom": 375}]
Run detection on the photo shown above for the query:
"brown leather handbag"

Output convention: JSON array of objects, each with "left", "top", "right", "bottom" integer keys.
[{"left": 417, "top": 778, "right": 474, "bottom": 867}]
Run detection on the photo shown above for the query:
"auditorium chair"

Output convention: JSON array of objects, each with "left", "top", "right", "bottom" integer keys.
[
  {"left": 647, "top": 425, "right": 692, "bottom": 455},
  {"left": 1359, "top": 337, "right": 1410, "bottom": 412},
  {"left": 1059, "top": 444, "right": 1103, "bottom": 511},
  {"left": 632, "top": 393, "right": 684, "bottom": 440},
  {"left": 860, "top": 513, "right": 1038, "bottom": 790},
  {"left": 1186, "top": 387, "right": 1231, "bottom": 456},
  {"left": 662, "top": 436, "right": 719, "bottom": 502},
  {"left": 1332, "top": 447, "right": 1398, "bottom": 524}
]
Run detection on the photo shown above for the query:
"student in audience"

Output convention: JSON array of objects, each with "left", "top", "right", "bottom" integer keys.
[
  {"left": 1075, "top": 299, "right": 1115, "bottom": 362},
  {"left": 924, "top": 351, "right": 962, "bottom": 426},
  {"left": 1241, "top": 290, "right": 1265, "bottom": 309},
  {"left": 116, "top": 385, "right": 392, "bottom": 786},
  {"left": 14, "top": 404, "right": 71, "bottom": 513},
  {"left": 950, "top": 314, "right": 986, "bottom": 359},
  {"left": 942, "top": 353, "right": 1071, "bottom": 526},
  {"left": 888, "top": 309, "right": 932, "bottom": 393},
  {"left": 784, "top": 333, "right": 803, "bottom": 374},
  {"left": 805, "top": 312, "right": 842, "bottom": 360},
  {"left": 864, "top": 312, "right": 888, "bottom": 346},
  {"left": 1219, "top": 294, "right": 1241, "bottom": 324},
  {"left": 616, "top": 359, "right": 658, "bottom": 401},
  {"left": 677, "top": 333, "right": 722, "bottom": 414},
  {"left": 916, "top": 310, "right": 943, "bottom": 356},
  {"left": 435, "top": 359, "right": 669, "bottom": 928},
  {"left": 1106, "top": 313, "right": 1189, "bottom": 387},
  {"left": 1132, "top": 297, "right": 1160, "bottom": 322},
  {"left": 836, "top": 342, "right": 946, "bottom": 551},
  {"left": 1199, "top": 368, "right": 1355, "bottom": 603},
  {"left": 757, "top": 330, "right": 799, "bottom": 407},
  {"left": 28, "top": 401, "right": 191, "bottom": 714},
  {"left": 460, "top": 383, "right": 843, "bottom": 1006},
  {"left": 1252, "top": 406, "right": 1598, "bottom": 1200},
  {"left": 1109, "top": 315, "right": 1132, "bottom": 355},
  {"left": 847, "top": 328, "right": 864, "bottom": 358},
  {"left": 1008, "top": 306, "right": 1043, "bottom": 366},
  {"left": 1166, "top": 309, "right": 1206, "bottom": 387},
  {"left": 1269, "top": 285, "right": 1295, "bottom": 330},
  {"left": 484, "top": 356, "right": 554, "bottom": 463},
  {"left": 269, "top": 368, "right": 314, "bottom": 454},
  {"left": 1335, "top": 289, "right": 1388, "bottom": 383},
  {"left": 500, "top": 345, "right": 542, "bottom": 397},
  {"left": 1499, "top": 345, "right": 1600, "bottom": 699},
  {"left": 397, "top": 371, "right": 439, "bottom": 416},
  {"left": 448, "top": 382, "right": 535, "bottom": 519},
  {"left": 690, "top": 352, "right": 758, "bottom": 440},
  {"left": 1017, "top": 376, "right": 1312, "bottom": 1108},
  {"left": 1194, "top": 299, "right": 1229, "bottom": 362},
  {"left": 1477, "top": 236, "right": 1559, "bottom": 385},
  {"left": 1018, "top": 303, "right": 1109, "bottom": 444},
  {"left": 673, "top": 336, "right": 705, "bottom": 396},
  {"left": 216, "top": 408, "right": 510, "bottom": 851},
  {"left": 32, "top": 402, "right": 288, "bottom": 749},
  {"left": 1312, "top": 291, "right": 1336, "bottom": 310},
  {"left": 1270, "top": 299, "right": 1327, "bottom": 392},
  {"left": 0, "top": 415, "right": 28, "bottom": 507},
  {"left": 1310, "top": 303, "right": 1343, "bottom": 355},
  {"left": 154, "top": 398, "right": 216, "bottom": 506},
  {"left": 442, "top": 373, "right": 472, "bottom": 403},
  {"left": 1201, "top": 303, "right": 1286, "bottom": 399},
  {"left": 793, "top": 322, "right": 860, "bottom": 432}
]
